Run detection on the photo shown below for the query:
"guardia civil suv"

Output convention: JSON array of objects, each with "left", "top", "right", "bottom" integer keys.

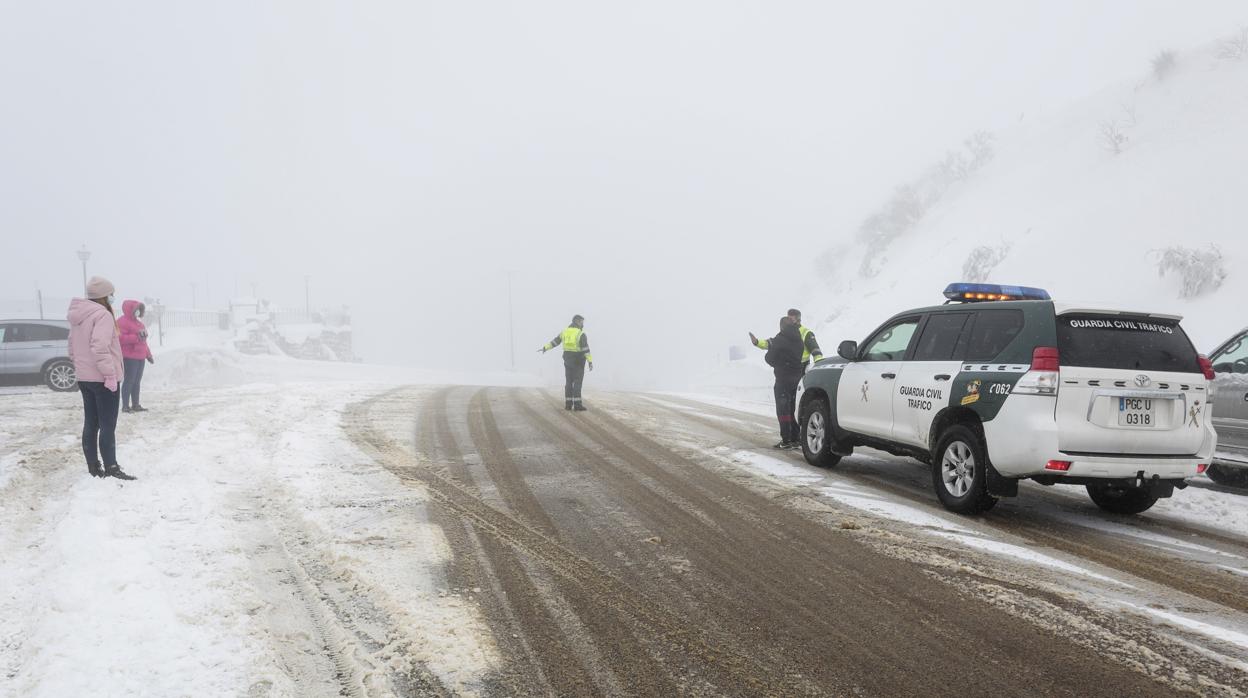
[{"left": 798, "top": 283, "right": 1218, "bottom": 515}]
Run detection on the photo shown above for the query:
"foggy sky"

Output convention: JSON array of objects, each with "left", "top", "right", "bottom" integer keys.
[{"left": 3, "top": 1, "right": 1245, "bottom": 388}]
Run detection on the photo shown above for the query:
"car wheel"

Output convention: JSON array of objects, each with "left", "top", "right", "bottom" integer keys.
[
  {"left": 1086, "top": 483, "right": 1158, "bottom": 515},
  {"left": 799, "top": 398, "right": 842, "bottom": 468},
  {"left": 44, "top": 359, "right": 77, "bottom": 392},
  {"left": 932, "top": 425, "right": 997, "bottom": 514},
  {"left": 1205, "top": 464, "right": 1248, "bottom": 488}
]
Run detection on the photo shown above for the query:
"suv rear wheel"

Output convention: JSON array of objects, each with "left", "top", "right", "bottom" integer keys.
[
  {"left": 43, "top": 359, "right": 77, "bottom": 392},
  {"left": 1085, "top": 483, "right": 1159, "bottom": 514},
  {"left": 932, "top": 425, "right": 997, "bottom": 514},
  {"left": 1205, "top": 464, "right": 1248, "bottom": 488},
  {"left": 800, "top": 398, "right": 842, "bottom": 469}
]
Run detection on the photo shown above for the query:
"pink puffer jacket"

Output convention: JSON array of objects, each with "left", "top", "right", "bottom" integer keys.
[
  {"left": 117, "top": 300, "right": 153, "bottom": 361},
  {"left": 67, "top": 298, "right": 123, "bottom": 383}
]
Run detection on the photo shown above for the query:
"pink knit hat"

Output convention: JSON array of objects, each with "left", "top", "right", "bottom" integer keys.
[{"left": 85, "top": 276, "right": 115, "bottom": 300}]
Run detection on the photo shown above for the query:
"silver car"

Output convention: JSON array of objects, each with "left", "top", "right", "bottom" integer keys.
[
  {"left": 1208, "top": 327, "right": 1248, "bottom": 486},
  {"left": 0, "top": 319, "right": 77, "bottom": 392}
]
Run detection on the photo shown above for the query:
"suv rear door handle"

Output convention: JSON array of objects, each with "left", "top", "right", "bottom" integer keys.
[
  {"left": 933, "top": 374, "right": 951, "bottom": 381},
  {"left": 881, "top": 372, "right": 896, "bottom": 379}
]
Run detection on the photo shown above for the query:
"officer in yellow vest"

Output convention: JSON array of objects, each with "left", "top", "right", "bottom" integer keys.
[
  {"left": 749, "top": 308, "right": 823, "bottom": 368},
  {"left": 540, "top": 314, "right": 594, "bottom": 411}
]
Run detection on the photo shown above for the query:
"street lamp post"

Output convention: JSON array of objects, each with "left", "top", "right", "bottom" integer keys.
[
  {"left": 507, "top": 271, "right": 515, "bottom": 371},
  {"left": 76, "top": 245, "right": 90, "bottom": 293}
]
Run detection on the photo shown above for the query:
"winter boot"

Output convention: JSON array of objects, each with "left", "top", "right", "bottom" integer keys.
[
  {"left": 104, "top": 464, "right": 137, "bottom": 481},
  {"left": 88, "top": 462, "right": 105, "bottom": 478},
  {"left": 565, "top": 399, "right": 573, "bottom": 411},
  {"left": 573, "top": 402, "right": 588, "bottom": 412},
  {"left": 132, "top": 406, "right": 148, "bottom": 412},
  {"left": 773, "top": 440, "right": 789, "bottom": 449},
  {"left": 122, "top": 406, "right": 132, "bottom": 414}
]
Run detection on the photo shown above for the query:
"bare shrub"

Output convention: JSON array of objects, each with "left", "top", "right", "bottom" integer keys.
[
  {"left": 961, "top": 241, "right": 1013, "bottom": 283},
  {"left": 1098, "top": 120, "right": 1128, "bottom": 155},
  {"left": 1153, "top": 245, "right": 1228, "bottom": 298},
  {"left": 1151, "top": 50, "right": 1177, "bottom": 80},
  {"left": 1215, "top": 27, "right": 1248, "bottom": 61}
]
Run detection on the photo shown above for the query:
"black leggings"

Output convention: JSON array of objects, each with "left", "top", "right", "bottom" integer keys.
[
  {"left": 774, "top": 373, "right": 801, "bottom": 442},
  {"left": 79, "top": 381, "right": 120, "bottom": 467},
  {"left": 122, "top": 358, "right": 145, "bottom": 409},
  {"left": 563, "top": 353, "right": 586, "bottom": 400}
]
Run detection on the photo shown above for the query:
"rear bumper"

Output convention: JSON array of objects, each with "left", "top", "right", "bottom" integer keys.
[{"left": 985, "top": 396, "right": 1216, "bottom": 479}]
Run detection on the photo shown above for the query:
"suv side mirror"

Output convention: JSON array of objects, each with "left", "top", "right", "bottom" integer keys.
[{"left": 837, "top": 340, "right": 858, "bottom": 361}]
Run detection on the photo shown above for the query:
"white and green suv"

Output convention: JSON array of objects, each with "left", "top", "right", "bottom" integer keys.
[{"left": 798, "top": 283, "right": 1218, "bottom": 515}]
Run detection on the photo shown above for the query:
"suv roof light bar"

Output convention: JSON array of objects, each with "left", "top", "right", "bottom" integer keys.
[{"left": 943, "top": 282, "right": 1051, "bottom": 303}]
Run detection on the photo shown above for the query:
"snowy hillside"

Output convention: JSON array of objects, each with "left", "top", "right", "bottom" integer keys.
[{"left": 807, "top": 33, "right": 1248, "bottom": 354}]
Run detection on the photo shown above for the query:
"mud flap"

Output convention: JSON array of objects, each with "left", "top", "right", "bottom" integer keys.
[{"left": 986, "top": 463, "right": 1018, "bottom": 497}]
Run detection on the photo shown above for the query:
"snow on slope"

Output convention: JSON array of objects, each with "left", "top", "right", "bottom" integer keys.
[{"left": 809, "top": 38, "right": 1248, "bottom": 353}]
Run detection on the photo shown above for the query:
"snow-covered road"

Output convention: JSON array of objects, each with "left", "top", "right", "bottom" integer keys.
[{"left": 5, "top": 378, "right": 1248, "bottom": 696}]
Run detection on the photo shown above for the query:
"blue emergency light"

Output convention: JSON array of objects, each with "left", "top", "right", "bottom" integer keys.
[{"left": 943, "top": 282, "right": 1050, "bottom": 302}]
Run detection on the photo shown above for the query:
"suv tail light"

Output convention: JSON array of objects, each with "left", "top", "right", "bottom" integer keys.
[
  {"left": 1032, "top": 346, "right": 1060, "bottom": 372},
  {"left": 1014, "top": 346, "right": 1059, "bottom": 395},
  {"left": 1198, "top": 355, "right": 1215, "bottom": 380}
]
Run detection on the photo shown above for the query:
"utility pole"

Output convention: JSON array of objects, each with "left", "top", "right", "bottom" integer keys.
[
  {"left": 36, "top": 286, "right": 44, "bottom": 319},
  {"left": 507, "top": 271, "right": 516, "bottom": 371},
  {"left": 76, "top": 245, "right": 90, "bottom": 293}
]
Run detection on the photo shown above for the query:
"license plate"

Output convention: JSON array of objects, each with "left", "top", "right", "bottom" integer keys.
[{"left": 1118, "top": 397, "right": 1160, "bottom": 427}]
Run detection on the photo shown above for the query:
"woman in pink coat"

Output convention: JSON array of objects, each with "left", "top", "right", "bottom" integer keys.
[
  {"left": 67, "top": 276, "right": 137, "bottom": 481},
  {"left": 117, "top": 299, "right": 155, "bottom": 413}
]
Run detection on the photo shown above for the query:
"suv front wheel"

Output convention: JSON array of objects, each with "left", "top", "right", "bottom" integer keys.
[
  {"left": 932, "top": 425, "right": 997, "bottom": 514},
  {"left": 44, "top": 359, "right": 77, "bottom": 392},
  {"left": 800, "top": 398, "right": 842, "bottom": 469}
]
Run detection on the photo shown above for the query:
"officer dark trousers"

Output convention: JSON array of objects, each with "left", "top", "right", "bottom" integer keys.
[
  {"left": 564, "top": 353, "right": 586, "bottom": 409},
  {"left": 774, "top": 373, "right": 801, "bottom": 443}
]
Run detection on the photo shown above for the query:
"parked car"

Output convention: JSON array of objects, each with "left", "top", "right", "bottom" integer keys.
[
  {"left": 1207, "top": 327, "right": 1248, "bottom": 486},
  {"left": 0, "top": 319, "right": 77, "bottom": 391},
  {"left": 798, "top": 283, "right": 1217, "bottom": 515}
]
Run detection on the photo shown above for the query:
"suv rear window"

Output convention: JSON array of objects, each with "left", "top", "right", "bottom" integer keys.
[
  {"left": 1057, "top": 314, "right": 1199, "bottom": 372},
  {"left": 965, "top": 309, "right": 1024, "bottom": 361},
  {"left": 913, "top": 313, "right": 971, "bottom": 361}
]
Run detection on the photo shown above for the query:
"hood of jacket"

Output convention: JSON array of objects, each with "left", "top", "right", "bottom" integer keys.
[
  {"left": 122, "top": 299, "right": 143, "bottom": 320},
  {"left": 68, "top": 297, "right": 113, "bottom": 327}
]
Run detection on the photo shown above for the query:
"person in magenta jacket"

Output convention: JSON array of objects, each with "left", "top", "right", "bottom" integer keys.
[
  {"left": 67, "top": 276, "right": 137, "bottom": 481},
  {"left": 117, "top": 299, "right": 155, "bottom": 413}
]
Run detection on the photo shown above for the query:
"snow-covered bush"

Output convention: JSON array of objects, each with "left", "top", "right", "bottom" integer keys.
[
  {"left": 1215, "top": 28, "right": 1248, "bottom": 61},
  {"left": 961, "top": 242, "right": 1013, "bottom": 283},
  {"left": 1153, "top": 245, "right": 1228, "bottom": 298},
  {"left": 1151, "top": 50, "right": 1177, "bottom": 81},
  {"left": 1098, "top": 120, "right": 1128, "bottom": 155}
]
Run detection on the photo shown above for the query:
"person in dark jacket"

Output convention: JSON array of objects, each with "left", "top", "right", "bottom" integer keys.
[
  {"left": 540, "top": 314, "right": 594, "bottom": 411},
  {"left": 762, "top": 317, "right": 805, "bottom": 449},
  {"left": 751, "top": 308, "right": 823, "bottom": 370}
]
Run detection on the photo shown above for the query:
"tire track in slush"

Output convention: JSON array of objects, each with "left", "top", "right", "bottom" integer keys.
[
  {"left": 414, "top": 387, "right": 598, "bottom": 696},
  {"left": 428, "top": 387, "right": 757, "bottom": 695},
  {"left": 467, "top": 388, "right": 683, "bottom": 696},
  {"left": 356, "top": 387, "right": 804, "bottom": 696},
  {"left": 635, "top": 393, "right": 1248, "bottom": 616}
]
